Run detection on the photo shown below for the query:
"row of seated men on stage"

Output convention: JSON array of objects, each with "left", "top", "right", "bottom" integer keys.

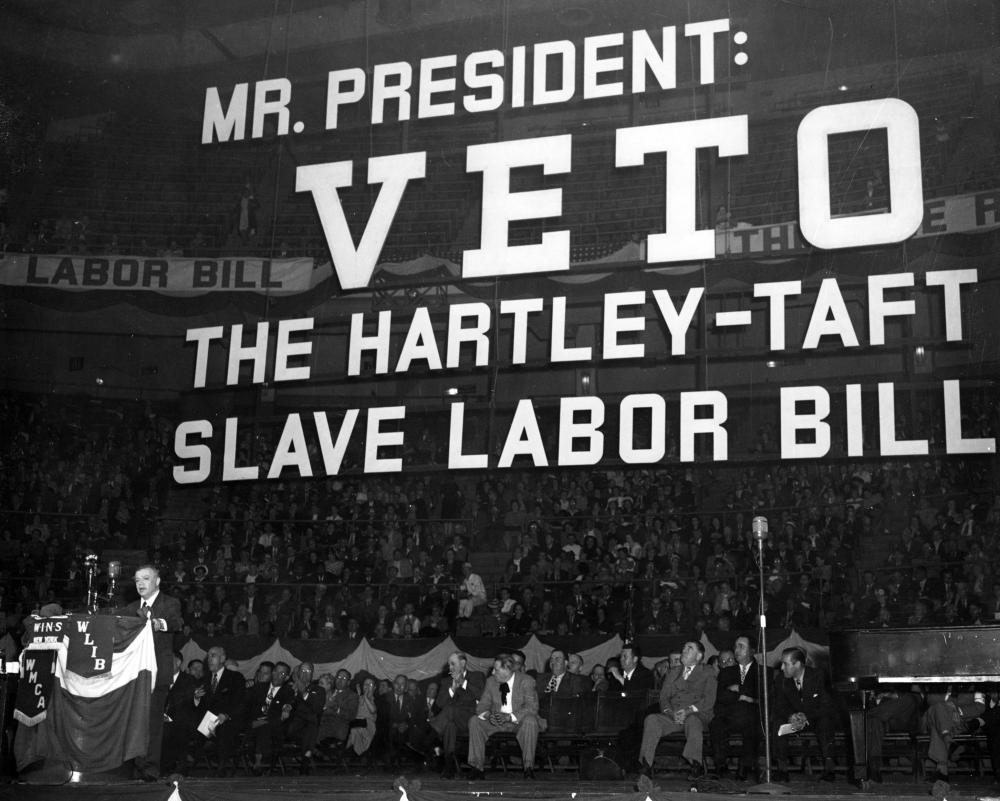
[
  {"left": 127, "top": 560, "right": 1000, "bottom": 784},
  {"left": 154, "top": 638, "right": 1000, "bottom": 783}
]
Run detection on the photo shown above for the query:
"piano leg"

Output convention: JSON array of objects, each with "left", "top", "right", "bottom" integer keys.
[{"left": 848, "top": 704, "right": 867, "bottom": 781}]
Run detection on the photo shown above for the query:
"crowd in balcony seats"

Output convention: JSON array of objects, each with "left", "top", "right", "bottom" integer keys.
[
  {"left": 1, "top": 388, "right": 998, "bottom": 781},
  {"left": 0, "top": 393, "right": 172, "bottom": 619},
  {"left": 1, "top": 390, "right": 997, "bottom": 653}
]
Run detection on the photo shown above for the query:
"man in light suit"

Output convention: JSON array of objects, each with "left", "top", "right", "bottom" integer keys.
[
  {"left": 639, "top": 640, "right": 717, "bottom": 779},
  {"left": 124, "top": 564, "right": 184, "bottom": 780},
  {"left": 468, "top": 654, "right": 542, "bottom": 779}
]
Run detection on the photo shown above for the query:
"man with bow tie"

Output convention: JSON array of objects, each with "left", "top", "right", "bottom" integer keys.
[
  {"left": 771, "top": 646, "right": 839, "bottom": 782},
  {"left": 639, "top": 641, "right": 716, "bottom": 780},
  {"left": 467, "top": 654, "right": 542, "bottom": 779},
  {"left": 124, "top": 564, "right": 184, "bottom": 781}
]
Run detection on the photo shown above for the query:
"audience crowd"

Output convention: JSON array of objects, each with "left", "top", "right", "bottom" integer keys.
[{"left": 1, "top": 390, "right": 997, "bottom": 656}]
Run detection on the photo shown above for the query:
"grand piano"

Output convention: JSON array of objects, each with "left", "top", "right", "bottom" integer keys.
[{"left": 829, "top": 625, "right": 1000, "bottom": 775}]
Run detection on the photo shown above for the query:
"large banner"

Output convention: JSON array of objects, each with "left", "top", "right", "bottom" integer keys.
[
  {"left": 14, "top": 615, "right": 158, "bottom": 773},
  {"left": 0, "top": 255, "right": 320, "bottom": 295},
  {"left": 3, "top": 189, "right": 997, "bottom": 294},
  {"left": 716, "top": 188, "right": 1000, "bottom": 259}
]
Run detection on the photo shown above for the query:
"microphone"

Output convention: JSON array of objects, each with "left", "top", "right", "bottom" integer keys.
[{"left": 752, "top": 516, "right": 768, "bottom": 542}]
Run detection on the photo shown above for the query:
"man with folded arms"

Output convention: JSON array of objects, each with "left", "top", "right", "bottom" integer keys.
[{"left": 709, "top": 636, "right": 761, "bottom": 780}]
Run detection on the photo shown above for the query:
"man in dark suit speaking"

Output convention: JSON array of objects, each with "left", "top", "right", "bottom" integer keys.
[{"left": 124, "top": 564, "right": 184, "bottom": 780}]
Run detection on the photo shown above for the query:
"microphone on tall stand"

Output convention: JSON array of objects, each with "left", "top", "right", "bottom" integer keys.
[
  {"left": 752, "top": 515, "right": 767, "bottom": 542},
  {"left": 84, "top": 553, "right": 99, "bottom": 613},
  {"left": 747, "top": 515, "right": 789, "bottom": 794}
]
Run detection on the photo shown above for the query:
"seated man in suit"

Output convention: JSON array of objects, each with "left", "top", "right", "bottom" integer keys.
[
  {"left": 924, "top": 686, "right": 986, "bottom": 783},
  {"left": 608, "top": 643, "right": 654, "bottom": 697},
  {"left": 467, "top": 654, "right": 542, "bottom": 779},
  {"left": 285, "top": 661, "right": 326, "bottom": 772},
  {"left": 709, "top": 637, "right": 764, "bottom": 781},
  {"left": 317, "top": 669, "right": 359, "bottom": 748},
  {"left": 192, "top": 645, "right": 247, "bottom": 776},
  {"left": 407, "top": 680, "right": 440, "bottom": 757},
  {"left": 864, "top": 689, "right": 922, "bottom": 782},
  {"left": 639, "top": 640, "right": 717, "bottom": 779},
  {"left": 431, "top": 651, "right": 485, "bottom": 778},
  {"left": 968, "top": 697, "right": 1000, "bottom": 785},
  {"left": 607, "top": 643, "right": 656, "bottom": 764},
  {"left": 772, "top": 646, "right": 840, "bottom": 782},
  {"left": 539, "top": 649, "right": 590, "bottom": 697},
  {"left": 538, "top": 649, "right": 589, "bottom": 727},
  {"left": 245, "top": 660, "right": 295, "bottom": 774},
  {"left": 383, "top": 674, "right": 417, "bottom": 766},
  {"left": 162, "top": 650, "right": 200, "bottom": 776},
  {"left": 709, "top": 636, "right": 761, "bottom": 779}
]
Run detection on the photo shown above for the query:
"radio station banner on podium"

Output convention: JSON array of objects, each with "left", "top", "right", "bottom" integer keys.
[{"left": 14, "top": 614, "right": 158, "bottom": 773}]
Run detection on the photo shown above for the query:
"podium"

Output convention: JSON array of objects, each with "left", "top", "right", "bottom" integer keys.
[{"left": 14, "top": 613, "right": 157, "bottom": 781}]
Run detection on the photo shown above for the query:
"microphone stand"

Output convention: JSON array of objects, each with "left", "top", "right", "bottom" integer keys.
[
  {"left": 748, "top": 516, "right": 790, "bottom": 794},
  {"left": 84, "top": 553, "right": 99, "bottom": 613}
]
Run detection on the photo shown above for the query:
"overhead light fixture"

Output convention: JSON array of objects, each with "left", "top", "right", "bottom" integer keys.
[
  {"left": 838, "top": 84, "right": 849, "bottom": 92},
  {"left": 445, "top": 387, "right": 459, "bottom": 396}
]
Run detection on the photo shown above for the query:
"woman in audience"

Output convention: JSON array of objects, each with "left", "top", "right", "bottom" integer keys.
[{"left": 348, "top": 677, "right": 378, "bottom": 757}]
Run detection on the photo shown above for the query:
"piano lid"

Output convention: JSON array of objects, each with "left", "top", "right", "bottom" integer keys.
[{"left": 829, "top": 625, "right": 1000, "bottom": 684}]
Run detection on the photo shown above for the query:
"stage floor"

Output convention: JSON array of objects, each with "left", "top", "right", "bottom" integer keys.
[{"left": 3, "top": 769, "right": 1000, "bottom": 801}]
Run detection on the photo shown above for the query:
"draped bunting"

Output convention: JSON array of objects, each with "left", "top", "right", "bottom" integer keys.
[
  {"left": 180, "top": 629, "right": 830, "bottom": 683},
  {"left": 14, "top": 617, "right": 157, "bottom": 773}
]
